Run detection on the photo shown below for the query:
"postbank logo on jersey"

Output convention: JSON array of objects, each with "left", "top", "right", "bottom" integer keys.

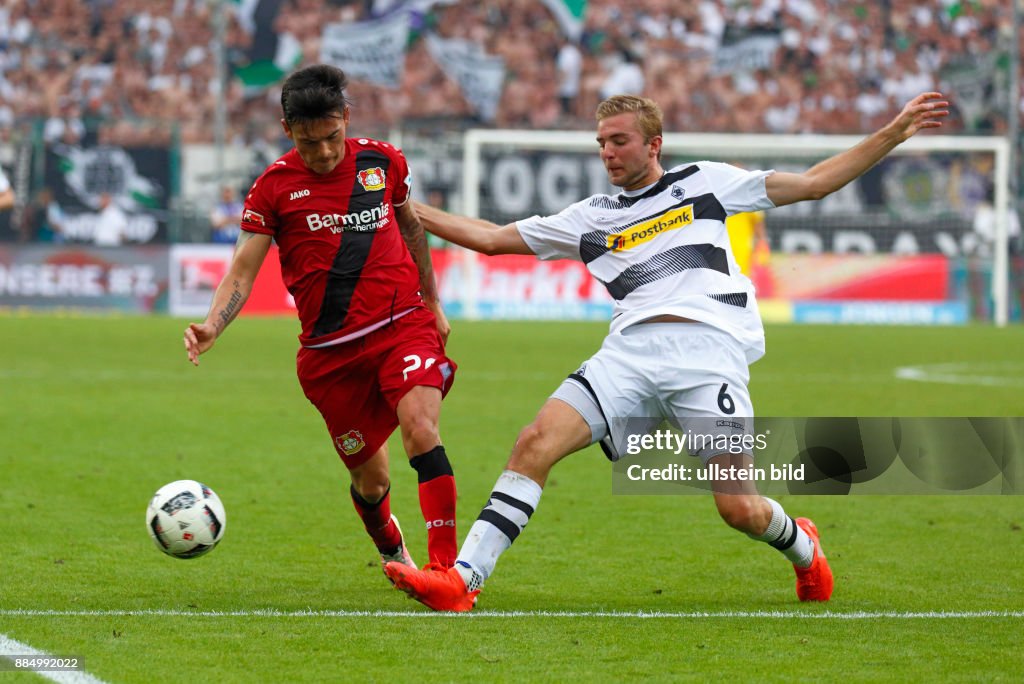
[
  {"left": 606, "top": 204, "right": 694, "bottom": 251},
  {"left": 357, "top": 167, "right": 386, "bottom": 191},
  {"left": 336, "top": 429, "right": 365, "bottom": 456},
  {"left": 306, "top": 203, "right": 390, "bottom": 233}
]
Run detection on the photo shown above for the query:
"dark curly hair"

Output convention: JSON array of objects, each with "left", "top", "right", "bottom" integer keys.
[{"left": 280, "top": 64, "right": 351, "bottom": 124}]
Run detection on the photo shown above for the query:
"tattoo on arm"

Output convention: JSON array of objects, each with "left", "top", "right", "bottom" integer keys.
[
  {"left": 236, "top": 231, "right": 255, "bottom": 248},
  {"left": 214, "top": 280, "right": 244, "bottom": 334},
  {"left": 398, "top": 209, "right": 439, "bottom": 301}
]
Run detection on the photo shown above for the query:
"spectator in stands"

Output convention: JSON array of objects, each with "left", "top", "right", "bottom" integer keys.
[
  {"left": 208, "top": 185, "right": 244, "bottom": 244},
  {"left": 599, "top": 48, "right": 644, "bottom": 101},
  {"left": 0, "top": 166, "right": 14, "bottom": 214},
  {"left": 93, "top": 192, "right": 127, "bottom": 247},
  {"left": 726, "top": 210, "right": 767, "bottom": 278},
  {"left": 969, "top": 197, "right": 1022, "bottom": 260},
  {"left": 0, "top": 0, "right": 1018, "bottom": 142},
  {"left": 20, "top": 187, "right": 64, "bottom": 243},
  {"left": 43, "top": 102, "right": 86, "bottom": 145},
  {"left": 556, "top": 40, "right": 582, "bottom": 119},
  {"left": 964, "top": 195, "right": 1023, "bottom": 321}
]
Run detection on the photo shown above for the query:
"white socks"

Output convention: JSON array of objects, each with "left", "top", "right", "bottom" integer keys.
[
  {"left": 751, "top": 497, "right": 815, "bottom": 568},
  {"left": 454, "top": 470, "right": 543, "bottom": 589},
  {"left": 453, "top": 480, "right": 815, "bottom": 594}
]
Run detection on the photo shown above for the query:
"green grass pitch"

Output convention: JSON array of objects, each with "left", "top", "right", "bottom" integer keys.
[{"left": 1, "top": 314, "right": 1022, "bottom": 681}]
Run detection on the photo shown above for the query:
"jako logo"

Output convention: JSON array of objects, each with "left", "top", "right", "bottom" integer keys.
[
  {"left": 306, "top": 203, "right": 390, "bottom": 233},
  {"left": 289, "top": 189, "right": 310, "bottom": 200}
]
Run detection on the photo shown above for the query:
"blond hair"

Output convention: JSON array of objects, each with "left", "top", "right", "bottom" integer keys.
[{"left": 596, "top": 95, "right": 663, "bottom": 142}]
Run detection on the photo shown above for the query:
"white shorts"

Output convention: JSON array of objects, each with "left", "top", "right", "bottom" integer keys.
[{"left": 551, "top": 322, "right": 754, "bottom": 463}]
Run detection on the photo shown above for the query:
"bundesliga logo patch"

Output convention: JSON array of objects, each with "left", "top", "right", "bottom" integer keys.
[
  {"left": 242, "top": 209, "right": 265, "bottom": 226},
  {"left": 357, "top": 167, "right": 386, "bottom": 191}
]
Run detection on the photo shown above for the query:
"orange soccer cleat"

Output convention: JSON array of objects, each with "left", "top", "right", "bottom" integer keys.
[
  {"left": 384, "top": 562, "right": 480, "bottom": 612},
  {"left": 793, "top": 517, "right": 834, "bottom": 602}
]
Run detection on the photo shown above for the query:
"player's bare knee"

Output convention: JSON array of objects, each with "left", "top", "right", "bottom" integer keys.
[
  {"left": 508, "top": 422, "right": 558, "bottom": 473},
  {"left": 716, "top": 496, "right": 764, "bottom": 534},
  {"left": 400, "top": 416, "right": 441, "bottom": 455},
  {"left": 350, "top": 472, "right": 389, "bottom": 504},
  {"left": 355, "top": 482, "right": 389, "bottom": 504}
]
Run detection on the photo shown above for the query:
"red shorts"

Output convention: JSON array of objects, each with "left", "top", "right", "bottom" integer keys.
[{"left": 296, "top": 307, "right": 456, "bottom": 469}]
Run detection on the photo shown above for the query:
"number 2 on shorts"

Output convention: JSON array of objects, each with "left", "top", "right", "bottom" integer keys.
[{"left": 402, "top": 354, "right": 436, "bottom": 381}]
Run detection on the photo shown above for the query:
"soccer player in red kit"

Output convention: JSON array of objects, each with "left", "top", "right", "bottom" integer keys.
[{"left": 183, "top": 64, "right": 459, "bottom": 581}]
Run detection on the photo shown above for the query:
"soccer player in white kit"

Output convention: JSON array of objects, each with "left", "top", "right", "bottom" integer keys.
[{"left": 386, "top": 92, "right": 949, "bottom": 611}]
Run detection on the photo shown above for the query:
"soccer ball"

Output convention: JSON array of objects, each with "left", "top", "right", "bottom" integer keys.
[{"left": 146, "top": 480, "right": 226, "bottom": 559}]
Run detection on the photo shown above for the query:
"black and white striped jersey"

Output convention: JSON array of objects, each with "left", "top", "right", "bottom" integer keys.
[{"left": 516, "top": 161, "right": 775, "bottom": 362}]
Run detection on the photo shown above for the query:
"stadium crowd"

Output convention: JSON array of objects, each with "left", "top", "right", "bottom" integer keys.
[{"left": 0, "top": 0, "right": 1017, "bottom": 146}]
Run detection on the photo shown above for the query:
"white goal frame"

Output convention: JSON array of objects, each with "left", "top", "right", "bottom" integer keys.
[{"left": 461, "top": 130, "right": 1012, "bottom": 326}]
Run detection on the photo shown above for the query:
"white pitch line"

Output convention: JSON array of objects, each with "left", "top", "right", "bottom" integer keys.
[
  {"left": 0, "top": 632, "right": 109, "bottom": 684},
  {"left": 894, "top": 362, "right": 1024, "bottom": 388},
  {"left": 1, "top": 609, "right": 1021, "bottom": 619}
]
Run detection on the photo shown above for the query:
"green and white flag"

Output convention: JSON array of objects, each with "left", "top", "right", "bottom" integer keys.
[
  {"left": 232, "top": 0, "right": 303, "bottom": 91},
  {"left": 53, "top": 144, "right": 162, "bottom": 212},
  {"left": 319, "top": 12, "right": 411, "bottom": 88},
  {"left": 425, "top": 33, "right": 505, "bottom": 122},
  {"left": 234, "top": 33, "right": 303, "bottom": 91},
  {"left": 540, "top": 0, "right": 587, "bottom": 41}
]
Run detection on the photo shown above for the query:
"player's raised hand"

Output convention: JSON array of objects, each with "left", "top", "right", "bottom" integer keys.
[
  {"left": 183, "top": 322, "right": 217, "bottom": 366},
  {"left": 889, "top": 92, "right": 949, "bottom": 142},
  {"left": 426, "top": 299, "right": 451, "bottom": 345}
]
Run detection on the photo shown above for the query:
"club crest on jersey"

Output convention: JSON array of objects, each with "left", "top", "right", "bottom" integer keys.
[
  {"left": 242, "top": 209, "right": 265, "bottom": 226},
  {"left": 606, "top": 204, "right": 694, "bottom": 251},
  {"left": 336, "top": 430, "right": 365, "bottom": 456},
  {"left": 357, "top": 167, "right": 386, "bottom": 191}
]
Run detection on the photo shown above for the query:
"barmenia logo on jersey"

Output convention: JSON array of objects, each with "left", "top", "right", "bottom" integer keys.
[
  {"left": 356, "top": 167, "right": 386, "bottom": 191},
  {"left": 336, "top": 430, "right": 365, "bottom": 456},
  {"left": 306, "top": 203, "right": 390, "bottom": 233},
  {"left": 606, "top": 204, "right": 694, "bottom": 251}
]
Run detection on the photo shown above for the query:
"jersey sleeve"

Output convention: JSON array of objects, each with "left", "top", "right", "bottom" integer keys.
[
  {"left": 241, "top": 176, "right": 277, "bottom": 236},
  {"left": 696, "top": 161, "right": 776, "bottom": 216},
  {"left": 515, "top": 201, "right": 587, "bottom": 261},
  {"left": 388, "top": 145, "right": 412, "bottom": 207}
]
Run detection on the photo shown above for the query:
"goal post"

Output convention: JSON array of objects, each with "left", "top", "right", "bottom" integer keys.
[{"left": 460, "top": 129, "right": 1012, "bottom": 326}]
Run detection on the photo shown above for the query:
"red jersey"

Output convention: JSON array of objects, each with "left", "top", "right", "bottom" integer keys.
[{"left": 241, "top": 138, "right": 424, "bottom": 347}]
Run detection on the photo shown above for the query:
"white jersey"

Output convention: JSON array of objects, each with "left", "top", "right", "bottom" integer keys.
[{"left": 516, "top": 161, "right": 775, "bottom": 363}]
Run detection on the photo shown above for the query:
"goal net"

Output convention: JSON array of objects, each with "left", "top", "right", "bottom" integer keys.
[{"left": 451, "top": 130, "right": 1013, "bottom": 326}]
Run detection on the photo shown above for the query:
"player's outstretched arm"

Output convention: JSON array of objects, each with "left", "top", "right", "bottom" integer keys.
[
  {"left": 396, "top": 201, "right": 450, "bottom": 343},
  {"left": 766, "top": 92, "right": 949, "bottom": 208},
  {"left": 183, "top": 230, "right": 272, "bottom": 366},
  {"left": 413, "top": 201, "right": 535, "bottom": 256}
]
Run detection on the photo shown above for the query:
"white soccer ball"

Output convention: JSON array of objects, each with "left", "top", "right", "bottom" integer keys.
[{"left": 146, "top": 480, "right": 226, "bottom": 559}]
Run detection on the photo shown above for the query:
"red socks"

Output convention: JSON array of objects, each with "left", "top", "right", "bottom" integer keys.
[
  {"left": 350, "top": 485, "right": 402, "bottom": 554},
  {"left": 410, "top": 446, "right": 457, "bottom": 568}
]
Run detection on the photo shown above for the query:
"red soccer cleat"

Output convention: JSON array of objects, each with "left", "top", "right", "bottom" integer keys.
[
  {"left": 384, "top": 562, "right": 480, "bottom": 612},
  {"left": 793, "top": 517, "right": 834, "bottom": 601}
]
